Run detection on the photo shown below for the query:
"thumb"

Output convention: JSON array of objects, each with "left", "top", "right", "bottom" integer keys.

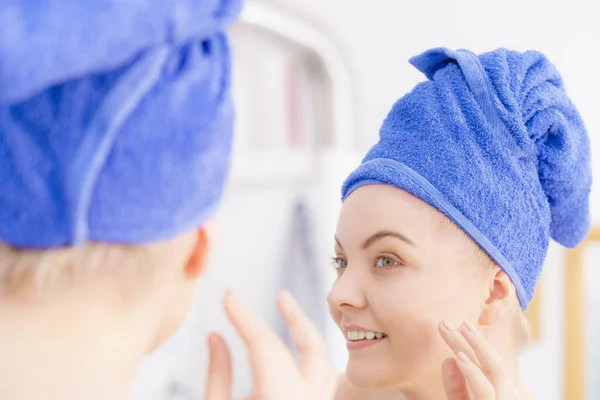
[
  {"left": 204, "top": 332, "right": 233, "bottom": 400},
  {"left": 442, "top": 358, "right": 470, "bottom": 400}
]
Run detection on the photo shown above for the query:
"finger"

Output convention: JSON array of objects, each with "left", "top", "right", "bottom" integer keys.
[
  {"left": 277, "top": 291, "right": 328, "bottom": 356},
  {"left": 455, "top": 352, "right": 495, "bottom": 400},
  {"left": 459, "top": 321, "right": 511, "bottom": 395},
  {"left": 441, "top": 358, "right": 469, "bottom": 400},
  {"left": 277, "top": 291, "right": 330, "bottom": 378},
  {"left": 438, "top": 321, "right": 479, "bottom": 365},
  {"left": 223, "top": 290, "right": 303, "bottom": 396},
  {"left": 204, "top": 332, "right": 232, "bottom": 400}
]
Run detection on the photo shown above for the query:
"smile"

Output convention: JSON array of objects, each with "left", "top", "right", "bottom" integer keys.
[
  {"left": 347, "top": 330, "right": 387, "bottom": 341},
  {"left": 345, "top": 329, "right": 388, "bottom": 351}
]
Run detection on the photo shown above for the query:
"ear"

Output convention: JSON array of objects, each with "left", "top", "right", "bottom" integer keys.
[
  {"left": 184, "top": 224, "right": 214, "bottom": 279},
  {"left": 479, "top": 266, "right": 515, "bottom": 326}
]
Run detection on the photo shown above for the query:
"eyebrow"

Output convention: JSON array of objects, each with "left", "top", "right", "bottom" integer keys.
[
  {"left": 335, "top": 236, "right": 344, "bottom": 250},
  {"left": 362, "top": 230, "right": 415, "bottom": 249},
  {"left": 334, "top": 230, "right": 415, "bottom": 250}
]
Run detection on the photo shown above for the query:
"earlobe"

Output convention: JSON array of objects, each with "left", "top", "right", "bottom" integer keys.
[
  {"left": 185, "top": 227, "right": 212, "bottom": 279},
  {"left": 479, "top": 267, "right": 514, "bottom": 325}
]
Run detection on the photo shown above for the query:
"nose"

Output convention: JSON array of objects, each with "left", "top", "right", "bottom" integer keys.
[{"left": 327, "top": 267, "right": 368, "bottom": 311}]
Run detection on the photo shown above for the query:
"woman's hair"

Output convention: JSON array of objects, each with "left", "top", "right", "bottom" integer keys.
[
  {"left": 0, "top": 233, "right": 195, "bottom": 299},
  {"left": 440, "top": 217, "right": 532, "bottom": 348}
]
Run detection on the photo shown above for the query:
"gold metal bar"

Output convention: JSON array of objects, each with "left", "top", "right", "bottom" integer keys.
[{"left": 565, "top": 245, "right": 586, "bottom": 400}]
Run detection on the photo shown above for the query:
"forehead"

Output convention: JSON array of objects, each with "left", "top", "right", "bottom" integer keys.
[{"left": 336, "top": 185, "right": 447, "bottom": 246}]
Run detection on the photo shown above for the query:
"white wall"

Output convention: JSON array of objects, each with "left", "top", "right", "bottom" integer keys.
[{"left": 131, "top": 1, "right": 600, "bottom": 398}]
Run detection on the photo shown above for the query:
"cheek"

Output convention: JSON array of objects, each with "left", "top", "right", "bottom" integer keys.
[
  {"left": 426, "top": 265, "right": 487, "bottom": 323},
  {"left": 367, "top": 279, "right": 458, "bottom": 381},
  {"left": 372, "top": 285, "right": 441, "bottom": 348},
  {"left": 345, "top": 286, "right": 448, "bottom": 389},
  {"left": 411, "top": 262, "right": 480, "bottom": 320}
]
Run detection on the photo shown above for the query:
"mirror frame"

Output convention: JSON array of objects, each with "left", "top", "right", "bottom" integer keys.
[{"left": 565, "top": 227, "right": 600, "bottom": 399}]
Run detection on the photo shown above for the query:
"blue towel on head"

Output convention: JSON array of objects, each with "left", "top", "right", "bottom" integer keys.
[
  {"left": 342, "top": 48, "right": 592, "bottom": 309},
  {"left": 0, "top": 0, "right": 243, "bottom": 248}
]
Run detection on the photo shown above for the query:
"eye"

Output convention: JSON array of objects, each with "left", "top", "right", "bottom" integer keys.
[
  {"left": 331, "top": 257, "right": 348, "bottom": 269},
  {"left": 376, "top": 256, "right": 399, "bottom": 269}
]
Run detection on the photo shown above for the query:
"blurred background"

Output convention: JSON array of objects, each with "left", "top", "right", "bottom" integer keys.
[{"left": 130, "top": 0, "right": 600, "bottom": 399}]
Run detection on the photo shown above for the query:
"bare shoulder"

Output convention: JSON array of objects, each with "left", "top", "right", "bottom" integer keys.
[{"left": 335, "top": 374, "right": 404, "bottom": 400}]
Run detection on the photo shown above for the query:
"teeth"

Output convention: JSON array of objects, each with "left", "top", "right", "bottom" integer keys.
[{"left": 347, "top": 330, "right": 386, "bottom": 341}]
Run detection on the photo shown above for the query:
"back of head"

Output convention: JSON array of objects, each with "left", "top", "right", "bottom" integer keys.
[
  {"left": 0, "top": 0, "right": 242, "bottom": 293},
  {"left": 0, "top": 4, "right": 242, "bottom": 396},
  {"left": 0, "top": 0, "right": 242, "bottom": 249}
]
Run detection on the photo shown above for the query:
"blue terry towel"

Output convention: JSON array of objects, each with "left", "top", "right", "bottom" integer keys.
[
  {"left": 342, "top": 48, "right": 592, "bottom": 309},
  {"left": 0, "top": 0, "right": 243, "bottom": 248}
]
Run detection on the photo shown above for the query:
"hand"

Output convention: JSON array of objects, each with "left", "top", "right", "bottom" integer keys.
[
  {"left": 204, "top": 290, "right": 337, "bottom": 400},
  {"left": 438, "top": 321, "right": 520, "bottom": 400}
]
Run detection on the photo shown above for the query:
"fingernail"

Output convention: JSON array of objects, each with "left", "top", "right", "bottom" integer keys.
[
  {"left": 224, "top": 290, "right": 247, "bottom": 314},
  {"left": 457, "top": 352, "right": 469, "bottom": 363},
  {"left": 208, "top": 332, "right": 218, "bottom": 348},
  {"left": 223, "top": 289, "right": 234, "bottom": 304},
  {"left": 278, "top": 290, "right": 292, "bottom": 305},
  {"left": 462, "top": 321, "right": 476, "bottom": 332},
  {"left": 227, "top": 290, "right": 242, "bottom": 305},
  {"left": 442, "top": 320, "right": 454, "bottom": 331}
]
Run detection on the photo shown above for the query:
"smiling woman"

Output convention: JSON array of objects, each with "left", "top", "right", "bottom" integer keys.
[
  {"left": 328, "top": 47, "right": 592, "bottom": 400},
  {"left": 329, "top": 185, "right": 526, "bottom": 397}
]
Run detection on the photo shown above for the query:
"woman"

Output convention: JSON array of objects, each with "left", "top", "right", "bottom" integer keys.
[{"left": 328, "top": 47, "right": 591, "bottom": 399}]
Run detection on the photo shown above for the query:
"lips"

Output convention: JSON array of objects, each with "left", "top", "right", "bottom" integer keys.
[{"left": 341, "top": 324, "right": 388, "bottom": 351}]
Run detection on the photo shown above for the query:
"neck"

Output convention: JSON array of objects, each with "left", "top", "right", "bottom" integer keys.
[
  {"left": 0, "top": 283, "right": 161, "bottom": 400},
  {"left": 397, "top": 326, "right": 531, "bottom": 400}
]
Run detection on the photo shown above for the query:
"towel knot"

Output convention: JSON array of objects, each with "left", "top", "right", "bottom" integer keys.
[
  {"left": 481, "top": 49, "right": 592, "bottom": 248},
  {"left": 410, "top": 47, "right": 592, "bottom": 248}
]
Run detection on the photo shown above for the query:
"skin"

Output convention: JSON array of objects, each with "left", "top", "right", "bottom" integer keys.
[{"left": 328, "top": 184, "right": 533, "bottom": 400}]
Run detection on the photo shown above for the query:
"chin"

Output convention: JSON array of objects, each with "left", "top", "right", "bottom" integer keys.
[
  {"left": 345, "top": 358, "right": 397, "bottom": 389},
  {"left": 346, "top": 354, "right": 434, "bottom": 391}
]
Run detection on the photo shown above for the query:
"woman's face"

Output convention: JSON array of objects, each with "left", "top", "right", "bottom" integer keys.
[{"left": 328, "top": 185, "right": 490, "bottom": 389}]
